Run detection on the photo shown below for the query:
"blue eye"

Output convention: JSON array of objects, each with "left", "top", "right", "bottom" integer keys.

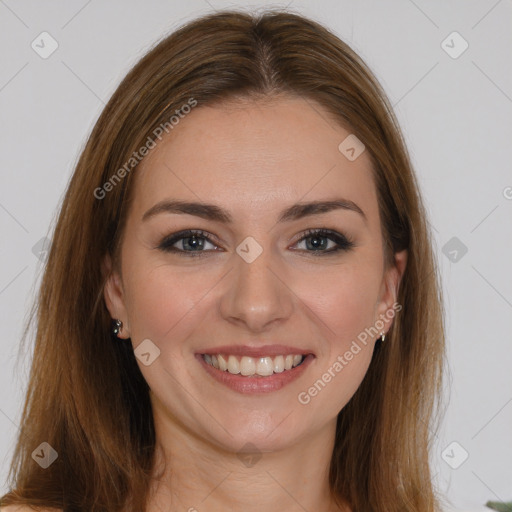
[
  {"left": 294, "top": 228, "right": 355, "bottom": 254},
  {"left": 157, "top": 230, "right": 218, "bottom": 257},
  {"left": 156, "top": 228, "right": 355, "bottom": 257}
]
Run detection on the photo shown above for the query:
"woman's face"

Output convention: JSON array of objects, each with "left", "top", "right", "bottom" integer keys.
[{"left": 104, "top": 95, "right": 406, "bottom": 453}]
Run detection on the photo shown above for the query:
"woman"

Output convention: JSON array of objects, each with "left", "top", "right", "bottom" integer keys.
[{"left": 1, "top": 9, "right": 446, "bottom": 512}]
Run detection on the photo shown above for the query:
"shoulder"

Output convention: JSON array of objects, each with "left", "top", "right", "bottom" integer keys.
[{"left": 1, "top": 506, "right": 62, "bottom": 512}]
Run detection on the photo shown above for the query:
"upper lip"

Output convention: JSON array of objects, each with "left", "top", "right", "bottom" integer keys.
[{"left": 197, "top": 344, "right": 314, "bottom": 358}]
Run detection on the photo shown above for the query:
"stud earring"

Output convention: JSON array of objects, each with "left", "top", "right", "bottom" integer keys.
[
  {"left": 379, "top": 331, "right": 386, "bottom": 342},
  {"left": 112, "top": 319, "right": 123, "bottom": 337}
]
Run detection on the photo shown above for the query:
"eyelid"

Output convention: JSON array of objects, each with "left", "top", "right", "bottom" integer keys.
[
  {"left": 156, "top": 229, "right": 220, "bottom": 249},
  {"left": 156, "top": 227, "right": 355, "bottom": 255},
  {"left": 292, "top": 228, "right": 355, "bottom": 252}
]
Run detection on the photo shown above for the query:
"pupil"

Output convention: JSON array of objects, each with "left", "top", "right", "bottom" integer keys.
[
  {"left": 308, "top": 236, "right": 325, "bottom": 250},
  {"left": 187, "top": 236, "right": 202, "bottom": 250}
]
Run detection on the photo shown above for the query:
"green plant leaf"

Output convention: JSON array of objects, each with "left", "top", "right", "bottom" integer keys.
[{"left": 486, "top": 500, "right": 512, "bottom": 512}]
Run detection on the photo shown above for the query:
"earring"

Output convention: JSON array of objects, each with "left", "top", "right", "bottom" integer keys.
[
  {"left": 379, "top": 331, "right": 386, "bottom": 342},
  {"left": 112, "top": 319, "right": 123, "bottom": 337}
]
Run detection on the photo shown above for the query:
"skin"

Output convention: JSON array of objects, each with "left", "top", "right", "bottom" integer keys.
[{"left": 104, "top": 95, "right": 407, "bottom": 512}]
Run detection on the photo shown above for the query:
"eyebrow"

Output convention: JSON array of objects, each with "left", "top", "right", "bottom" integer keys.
[{"left": 142, "top": 198, "right": 367, "bottom": 224}]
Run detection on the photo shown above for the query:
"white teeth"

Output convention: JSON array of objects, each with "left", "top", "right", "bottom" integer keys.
[
  {"left": 203, "top": 353, "right": 306, "bottom": 376},
  {"left": 227, "top": 355, "right": 240, "bottom": 374},
  {"left": 240, "top": 356, "right": 256, "bottom": 376},
  {"left": 256, "top": 357, "right": 274, "bottom": 376},
  {"left": 273, "top": 355, "right": 284, "bottom": 373},
  {"left": 218, "top": 354, "right": 228, "bottom": 371}
]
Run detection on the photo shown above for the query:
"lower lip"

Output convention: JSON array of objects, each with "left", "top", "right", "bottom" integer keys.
[{"left": 196, "top": 354, "right": 315, "bottom": 394}]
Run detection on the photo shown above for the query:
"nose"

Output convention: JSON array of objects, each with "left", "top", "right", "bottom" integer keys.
[{"left": 219, "top": 245, "right": 294, "bottom": 333}]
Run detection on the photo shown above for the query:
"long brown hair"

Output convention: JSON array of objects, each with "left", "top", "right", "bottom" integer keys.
[{"left": 1, "top": 9, "right": 446, "bottom": 511}]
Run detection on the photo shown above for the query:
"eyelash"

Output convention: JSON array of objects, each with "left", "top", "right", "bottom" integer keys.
[{"left": 156, "top": 228, "right": 355, "bottom": 257}]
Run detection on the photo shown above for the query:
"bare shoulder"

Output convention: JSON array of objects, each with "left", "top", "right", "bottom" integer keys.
[{"left": 1, "top": 506, "right": 62, "bottom": 512}]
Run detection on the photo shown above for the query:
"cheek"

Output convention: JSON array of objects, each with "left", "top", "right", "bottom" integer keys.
[
  {"left": 123, "top": 265, "right": 210, "bottom": 345},
  {"left": 126, "top": 271, "right": 190, "bottom": 343},
  {"left": 123, "top": 252, "right": 382, "bottom": 350},
  {"left": 295, "top": 261, "right": 381, "bottom": 349},
  {"left": 294, "top": 267, "right": 380, "bottom": 414}
]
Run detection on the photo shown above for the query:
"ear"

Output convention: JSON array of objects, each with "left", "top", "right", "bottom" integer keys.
[
  {"left": 375, "top": 249, "right": 407, "bottom": 334},
  {"left": 102, "top": 253, "right": 131, "bottom": 339}
]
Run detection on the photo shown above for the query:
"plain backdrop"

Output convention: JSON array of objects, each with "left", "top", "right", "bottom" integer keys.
[{"left": 0, "top": 1, "right": 511, "bottom": 510}]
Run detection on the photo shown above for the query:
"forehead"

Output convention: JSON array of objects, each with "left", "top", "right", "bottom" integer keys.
[{"left": 131, "top": 96, "right": 378, "bottom": 224}]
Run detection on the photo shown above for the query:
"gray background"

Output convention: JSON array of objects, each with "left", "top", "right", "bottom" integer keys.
[{"left": 0, "top": 1, "right": 511, "bottom": 511}]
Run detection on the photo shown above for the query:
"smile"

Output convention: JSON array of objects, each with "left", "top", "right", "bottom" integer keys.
[
  {"left": 196, "top": 352, "right": 315, "bottom": 394},
  {"left": 202, "top": 353, "right": 305, "bottom": 377}
]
